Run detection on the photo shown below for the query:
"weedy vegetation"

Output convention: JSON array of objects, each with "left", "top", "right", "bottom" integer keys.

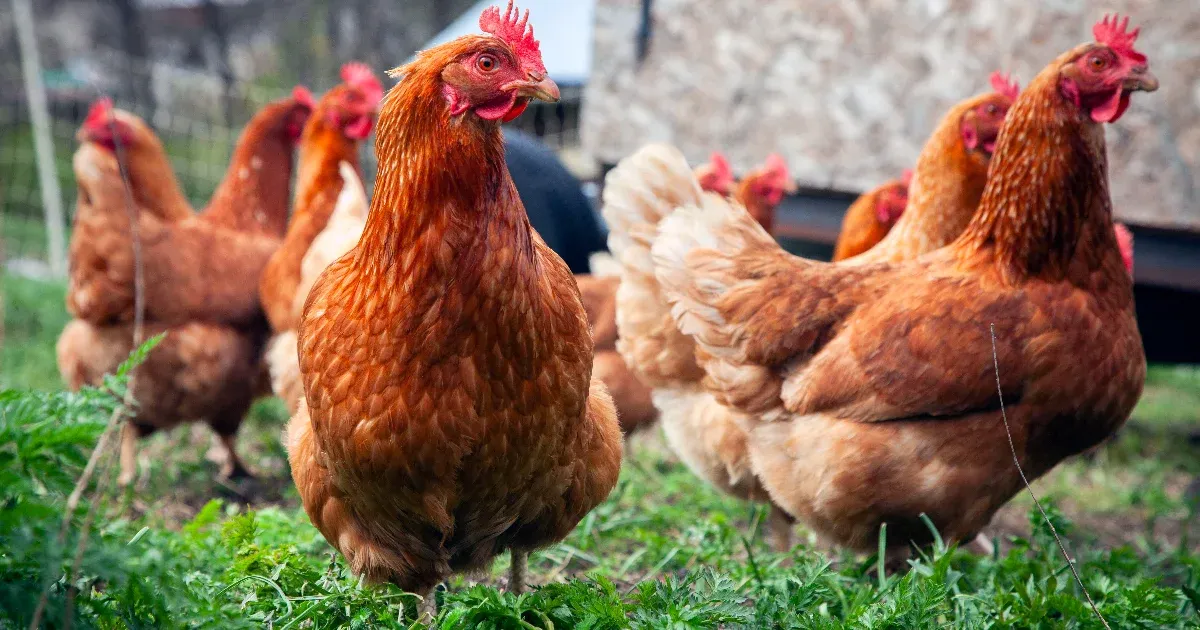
[{"left": 3, "top": 272, "right": 1200, "bottom": 628}]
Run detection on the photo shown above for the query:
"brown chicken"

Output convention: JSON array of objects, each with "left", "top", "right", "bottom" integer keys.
[
  {"left": 287, "top": 2, "right": 622, "bottom": 614},
  {"left": 854, "top": 72, "right": 1020, "bottom": 264},
  {"left": 65, "top": 93, "right": 313, "bottom": 327},
  {"left": 75, "top": 98, "right": 194, "bottom": 221},
  {"left": 259, "top": 63, "right": 383, "bottom": 333},
  {"left": 58, "top": 91, "right": 312, "bottom": 483},
  {"left": 633, "top": 15, "right": 1151, "bottom": 556},
  {"left": 832, "top": 170, "right": 911, "bottom": 262}
]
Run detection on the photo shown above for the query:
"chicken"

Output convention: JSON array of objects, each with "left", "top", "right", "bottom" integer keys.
[
  {"left": 286, "top": 2, "right": 622, "bottom": 611},
  {"left": 578, "top": 152, "right": 794, "bottom": 436},
  {"left": 832, "top": 170, "right": 911, "bottom": 262},
  {"left": 75, "top": 98, "right": 194, "bottom": 221},
  {"left": 259, "top": 63, "right": 383, "bottom": 333},
  {"left": 733, "top": 153, "right": 796, "bottom": 235},
  {"left": 266, "top": 161, "right": 368, "bottom": 414},
  {"left": 622, "top": 15, "right": 1152, "bottom": 555},
  {"left": 852, "top": 71, "right": 1020, "bottom": 264},
  {"left": 58, "top": 90, "right": 312, "bottom": 483},
  {"left": 692, "top": 152, "right": 735, "bottom": 196}
]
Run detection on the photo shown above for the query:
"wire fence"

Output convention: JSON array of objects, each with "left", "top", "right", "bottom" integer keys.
[{"left": 2, "top": 38, "right": 585, "bottom": 280}]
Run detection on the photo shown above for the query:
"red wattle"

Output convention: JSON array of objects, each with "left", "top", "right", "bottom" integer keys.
[
  {"left": 1091, "top": 89, "right": 1124, "bottom": 123},
  {"left": 502, "top": 99, "right": 530, "bottom": 123}
]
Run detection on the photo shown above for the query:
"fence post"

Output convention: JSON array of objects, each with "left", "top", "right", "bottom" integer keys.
[{"left": 12, "top": 0, "right": 67, "bottom": 278}]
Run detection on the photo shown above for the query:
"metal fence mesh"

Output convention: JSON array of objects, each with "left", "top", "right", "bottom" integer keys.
[{"left": 2, "top": 12, "right": 584, "bottom": 279}]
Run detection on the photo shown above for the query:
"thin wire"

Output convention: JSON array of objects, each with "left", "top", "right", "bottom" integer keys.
[
  {"left": 28, "top": 91, "right": 148, "bottom": 630},
  {"left": 989, "top": 323, "right": 1109, "bottom": 629}
]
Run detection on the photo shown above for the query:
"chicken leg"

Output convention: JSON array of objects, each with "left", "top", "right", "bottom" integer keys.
[
  {"left": 766, "top": 504, "right": 795, "bottom": 553},
  {"left": 509, "top": 549, "right": 527, "bottom": 593},
  {"left": 118, "top": 422, "right": 139, "bottom": 486}
]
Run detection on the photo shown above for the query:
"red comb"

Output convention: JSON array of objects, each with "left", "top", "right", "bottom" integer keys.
[
  {"left": 340, "top": 62, "right": 384, "bottom": 108},
  {"left": 901, "top": 169, "right": 914, "bottom": 187},
  {"left": 479, "top": 1, "right": 546, "bottom": 75},
  {"left": 989, "top": 71, "right": 1020, "bottom": 101},
  {"left": 1093, "top": 14, "right": 1147, "bottom": 64},
  {"left": 710, "top": 152, "right": 732, "bottom": 177},
  {"left": 764, "top": 153, "right": 789, "bottom": 177},
  {"left": 84, "top": 97, "right": 114, "bottom": 126},
  {"left": 292, "top": 85, "right": 315, "bottom": 108}
]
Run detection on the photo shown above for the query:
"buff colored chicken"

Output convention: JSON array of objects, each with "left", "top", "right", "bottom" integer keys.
[
  {"left": 604, "top": 70, "right": 1020, "bottom": 551},
  {"left": 581, "top": 152, "right": 794, "bottom": 437}
]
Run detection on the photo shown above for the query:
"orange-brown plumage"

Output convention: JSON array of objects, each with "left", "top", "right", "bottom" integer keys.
[
  {"left": 852, "top": 79, "right": 1017, "bottom": 264},
  {"left": 259, "top": 68, "right": 382, "bottom": 332},
  {"left": 59, "top": 92, "right": 311, "bottom": 482},
  {"left": 832, "top": 174, "right": 909, "bottom": 262},
  {"left": 288, "top": 7, "right": 621, "bottom": 598},
  {"left": 201, "top": 88, "right": 313, "bottom": 236},
  {"left": 644, "top": 23, "right": 1151, "bottom": 552}
]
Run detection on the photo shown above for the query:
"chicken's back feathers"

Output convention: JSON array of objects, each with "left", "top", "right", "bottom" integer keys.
[
  {"left": 68, "top": 144, "right": 279, "bottom": 327},
  {"left": 587, "top": 251, "right": 621, "bottom": 278}
]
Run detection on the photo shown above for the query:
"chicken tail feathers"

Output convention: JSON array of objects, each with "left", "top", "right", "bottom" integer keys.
[
  {"left": 652, "top": 193, "right": 797, "bottom": 419},
  {"left": 600, "top": 144, "right": 708, "bottom": 386}
]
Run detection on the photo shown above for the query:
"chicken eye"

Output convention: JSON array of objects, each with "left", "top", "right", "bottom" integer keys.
[
  {"left": 985, "top": 104, "right": 999, "bottom": 115},
  {"left": 1089, "top": 55, "right": 1107, "bottom": 70},
  {"left": 477, "top": 55, "right": 497, "bottom": 72}
]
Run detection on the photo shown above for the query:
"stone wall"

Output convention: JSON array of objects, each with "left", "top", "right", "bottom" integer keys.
[{"left": 582, "top": 0, "right": 1199, "bottom": 230}]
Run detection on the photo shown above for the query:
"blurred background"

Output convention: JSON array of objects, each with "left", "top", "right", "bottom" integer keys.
[{"left": 2, "top": 0, "right": 1198, "bottom": 359}]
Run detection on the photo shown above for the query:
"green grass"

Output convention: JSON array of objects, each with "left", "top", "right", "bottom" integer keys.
[{"left": 3, "top": 276, "right": 1200, "bottom": 628}]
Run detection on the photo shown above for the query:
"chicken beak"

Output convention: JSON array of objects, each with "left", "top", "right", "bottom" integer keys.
[
  {"left": 783, "top": 180, "right": 799, "bottom": 195},
  {"left": 507, "top": 74, "right": 561, "bottom": 103},
  {"left": 1126, "top": 67, "right": 1159, "bottom": 93}
]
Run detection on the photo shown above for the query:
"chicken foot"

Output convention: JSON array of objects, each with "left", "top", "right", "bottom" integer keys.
[{"left": 416, "top": 588, "right": 437, "bottom": 624}]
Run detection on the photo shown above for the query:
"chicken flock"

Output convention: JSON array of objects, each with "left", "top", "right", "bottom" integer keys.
[{"left": 57, "top": 1, "right": 1151, "bottom": 617}]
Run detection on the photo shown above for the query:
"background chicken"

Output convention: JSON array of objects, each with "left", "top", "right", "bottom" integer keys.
[
  {"left": 287, "top": 4, "right": 622, "bottom": 613},
  {"left": 74, "top": 99, "right": 194, "bottom": 221},
  {"left": 832, "top": 170, "right": 911, "bottom": 261},
  {"left": 259, "top": 63, "right": 383, "bottom": 333},
  {"left": 636, "top": 17, "right": 1151, "bottom": 556},
  {"left": 692, "top": 152, "right": 735, "bottom": 197},
  {"left": 58, "top": 90, "right": 312, "bottom": 483},
  {"left": 851, "top": 71, "right": 1020, "bottom": 264},
  {"left": 267, "top": 161, "right": 368, "bottom": 414}
]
